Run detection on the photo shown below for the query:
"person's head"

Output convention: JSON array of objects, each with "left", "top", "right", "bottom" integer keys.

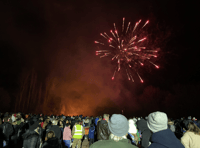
[
  {"left": 103, "top": 114, "right": 109, "bottom": 121},
  {"left": 47, "top": 131, "right": 55, "bottom": 139},
  {"left": 65, "top": 123, "right": 71, "bottom": 128},
  {"left": 188, "top": 122, "right": 200, "bottom": 135},
  {"left": 52, "top": 120, "right": 58, "bottom": 125},
  {"left": 78, "top": 120, "right": 82, "bottom": 125},
  {"left": 58, "top": 120, "right": 63, "bottom": 126},
  {"left": 147, "top": 111, "right": 168, "bottom": 133},
  {"left": 108, "top": 114, "right": 129, "bottom": 142}
]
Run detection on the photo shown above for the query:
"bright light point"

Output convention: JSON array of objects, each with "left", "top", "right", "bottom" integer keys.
[
  {"left": 146, "top": 20, "right": 149, "bottom": 23},
  {"left": 128, "top": 78, "right": 130, "bottom": 80},
  {"left": 110, "top": 30, "right": 112, "bottom": 32},
  {"left": 140, "top": 63, "right": 144, "bottom": 66},
  {"left": 141, "top": 80, "right": 144, "bottom": 83},
  {"left": 124, "top": 48, "right": 127, "bottom": 51},
  {"left": 110, "top": 38, "right": 113, "bottom": 40},
  {"left": 139, "top": 19, "right": 141, "bottom": 23},
  {"left": 94, "top": 41, "right": 97, "bottom": 43},
  {"left": 129, "top": 65, "right": 131, "bottom": 67},
  {"left": 123, "top": 17, "right": 125, "bottom": 20},
  {"left": 115, "top": 30, "right": 117, "bottom": 33},
  {"left": 156, "top": 66, "right": 159, "bottom": 69},
  {"left": 112, "top": 77, "right": 114, "bottom": 80},
  {"left": 154, "top": 55, "right": 157, "bottom": 58},
  {"left": 100, "top": 33, "right": 103, "bottom": 35}
]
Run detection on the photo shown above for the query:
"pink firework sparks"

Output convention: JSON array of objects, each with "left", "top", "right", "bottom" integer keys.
[{"left": 94, "top": 18, "right": 159, "bottom": 83}]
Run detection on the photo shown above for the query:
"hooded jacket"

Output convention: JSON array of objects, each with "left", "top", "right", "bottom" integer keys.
[
  {"left": 89, "top": 125, "right": 95, "bottom": 139},
  {"left": 149, "top": 128, "right": 184, "bottom": 148},
  {"left": 137, "top": 119, "right": 151, "bottom": 148},
  {"left": 48, "top": 125, "right": 61, "bottom": 140},
  {"left": 42, "top": 137, "right": 62, "bottom": 148}
]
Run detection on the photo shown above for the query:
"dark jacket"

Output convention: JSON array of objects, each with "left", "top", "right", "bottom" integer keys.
[
  {"left": 22, "top": 130, "right": 40, "bottom": 148},
  {"left": 149, "top": 128, "right": 184, "bottom": 148},
  {"left": 2, "top": 122, "right": 14, "bottom": 140},
  {"left": 42, "top": 137, "right": 62, "bottom": 148},
  {"left": 48, "top": 125, "right": 61, "bottom": 140},
  {"left": 136, "top": 119, "right": 151, "bottom": 148},
  {"left": 90, "top": 137, "right": 137, "bottom": 148},
  {"left": 97, "top": 119, "right": 111, "bottom": 140}
]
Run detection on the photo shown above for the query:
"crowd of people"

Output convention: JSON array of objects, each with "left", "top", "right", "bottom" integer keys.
[{"left": 0, "top": 111, "right": 200, "bottom": 148}]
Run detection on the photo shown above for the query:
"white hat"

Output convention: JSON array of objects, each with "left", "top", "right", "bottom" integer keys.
[{"left": 128, "top": 119, "right": 137, "bottom": 134}]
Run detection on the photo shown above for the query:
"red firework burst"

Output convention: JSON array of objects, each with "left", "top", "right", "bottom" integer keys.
[{"left": 95, "top": 18, "right": 159, "bottom": 83}]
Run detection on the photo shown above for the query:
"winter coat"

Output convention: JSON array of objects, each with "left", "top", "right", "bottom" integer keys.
[
  {"left": 97, "top": 119, "right": 111, "bottom": 140},
  {"left": 90, "top": 137, "right": 137, "bottom": 148},
  {"left": 89, "top": 125, "right": 95, "bottom": 139},
  {"left": 42, "top": 137, "right": 62, "bottom": 148},
  {"left": 181, "top": 131, "right": 200, "bottom": 148},
  {"left": 149, "top": 128, "right": 184, "bottom": 148},
  {"left": 48, "top": 125, "right": 61, "bottom": 140},
  {"left": 63, "top": 126, "right": 72, "bottom": 140},
  {"left": 22, "top": 130, "right": 40, "bottom": 148},
  {"left": 2, "top": 122, "right": 14, "bottom": 140},
  {"left": 136, "top": 119, "right": 151, "bottom": 148}
]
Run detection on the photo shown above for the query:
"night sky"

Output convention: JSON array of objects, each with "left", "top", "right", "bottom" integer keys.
[{"left": 0, "top": 0, "right": 200, "bottom": 118}]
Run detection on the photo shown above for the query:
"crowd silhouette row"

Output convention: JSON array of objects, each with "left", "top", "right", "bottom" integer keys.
[{"left": 0, "top": 111, "right": 200, "bottom": 148}]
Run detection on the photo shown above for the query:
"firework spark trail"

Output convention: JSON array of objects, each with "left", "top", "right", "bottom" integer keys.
[
  {"left": 95, "top": 18, "right": 159, "bottom": 82},
  {"left": 137, "top": 72, "right": 143, "bottom": 83},
  {"left": 112, "top": 68, "right": 117, "bottom": 80},
  {"left": 126, "top": 68, "right": 131, "bottom": 80},
  {"left": 126, "top": 22, "right": 131, "bottom": 34},
  {"left": 114, "top": 23, "right": 117, "bottom": 31},
  {"left": 122, "top": 17, "right": 125, "bottom": 32}
]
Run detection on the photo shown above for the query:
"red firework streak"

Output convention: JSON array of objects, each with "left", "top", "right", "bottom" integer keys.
[{"left": 95, "top": 18, "right": 159, "bottom": 83}]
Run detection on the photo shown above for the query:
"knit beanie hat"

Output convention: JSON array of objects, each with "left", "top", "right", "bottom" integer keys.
[
  {"left": 128, "top": 119, "right": 137, "bottom": 134},
  {"left": 147, "top": 111, "right": 168, "bottom": 133},
  {"left": 108, "top": 114, "right": 129, "bottom": 137}
]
